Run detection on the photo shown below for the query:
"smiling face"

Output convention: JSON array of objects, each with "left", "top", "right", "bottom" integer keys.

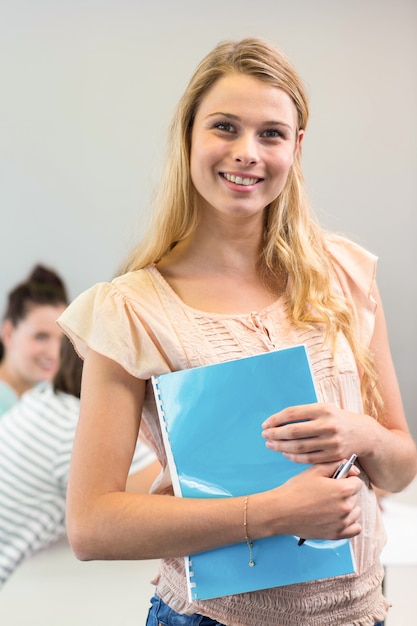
[
  {"left": 190, "top": 73, "right": 303, "bottom": 222},
  {"left": 1, "top": 303, "right": 66, "bottom": 391}
]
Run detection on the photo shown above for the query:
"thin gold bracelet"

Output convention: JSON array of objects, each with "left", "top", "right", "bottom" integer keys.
[{"left": 243, "top": 495, "right": 255, "bottom": 567}]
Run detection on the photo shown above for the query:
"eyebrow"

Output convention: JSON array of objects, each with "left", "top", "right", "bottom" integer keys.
[{"left": 206, "top": 112, "right": 293, "bottom": 130}]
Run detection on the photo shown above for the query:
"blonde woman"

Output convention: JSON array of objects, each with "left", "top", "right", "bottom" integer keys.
[{"left": 58, "top": 38, "right": 416, "bottom": 625}]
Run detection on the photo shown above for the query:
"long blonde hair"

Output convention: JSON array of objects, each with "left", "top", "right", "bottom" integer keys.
[{"left": 122, "top": 37, "right": 382, "bottom": 419}]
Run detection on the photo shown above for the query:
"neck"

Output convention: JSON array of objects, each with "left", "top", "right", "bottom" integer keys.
[{"left": 167, "top": 215, "right": 265, "bottom": 277}]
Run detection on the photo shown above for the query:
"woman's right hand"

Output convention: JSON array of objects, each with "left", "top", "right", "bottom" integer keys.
[{"left": 254, "top": 461, "right": 363, "bottom": 543}]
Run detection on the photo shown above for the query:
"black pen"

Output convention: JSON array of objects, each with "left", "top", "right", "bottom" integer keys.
[{"left": 297, "top": 454, "right": 358, "bottom": 547}]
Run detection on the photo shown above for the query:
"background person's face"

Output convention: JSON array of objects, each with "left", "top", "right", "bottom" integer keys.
[{"left": 3, "top": 304, "right": 66, "bottom": 386}]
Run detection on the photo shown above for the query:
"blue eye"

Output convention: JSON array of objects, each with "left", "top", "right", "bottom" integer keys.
[
  {"left": 262, "top": 129, "right": 284, "bottom": 138},
  {"left": 214, "top": 121, "right": 235, "bottom": 132}
]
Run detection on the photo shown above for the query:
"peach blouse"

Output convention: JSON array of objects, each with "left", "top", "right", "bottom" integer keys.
[{"left": 58, "top": 235, "right": 390, "bottom": 625}]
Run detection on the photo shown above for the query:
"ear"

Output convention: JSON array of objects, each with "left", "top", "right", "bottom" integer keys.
[
  {"left": 1, "top": 319, "right": 14, "bottom": 347},
  {"left": 294, "top": 129, "right": 305, "bottom": 156}
]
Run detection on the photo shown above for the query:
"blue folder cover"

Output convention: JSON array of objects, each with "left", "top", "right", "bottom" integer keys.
[{"left": 152, "top": 345, "right": 355, "bottom": 601}]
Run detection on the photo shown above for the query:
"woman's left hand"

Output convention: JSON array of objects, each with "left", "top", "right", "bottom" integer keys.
[
  {"left": 261, "top": 282, "right": 417, "bottom": 488},
  {"left": 261, "top": 403, "right": 368, "bottom": 465}
]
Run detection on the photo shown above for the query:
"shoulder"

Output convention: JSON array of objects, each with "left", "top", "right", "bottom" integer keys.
[
  {"left": 6, "top": 384, "right": 79, "bottom": 422},
  {"left": 61, "top": 268, "right": 157, "bottom": 317},
  {"left": 57, "top": 267, "right": 175, "bottom": 377},
  {"left": 325, "top": 234, "right": 378, "bottom": 345},
  {"left": 37, "top": 387, "right": 80, "bottom": 415},
  {"left": 0, "top": 381, "right": 18, "bottom": 416},
  {"left": 325, "top": 232, "right": 377, "bottom": 267},
  {"left": 325, "top": 233, "right": 377, "bottom": 296},
  {"left": 111, "top": 267, "right": 154, "bottom": 291}
]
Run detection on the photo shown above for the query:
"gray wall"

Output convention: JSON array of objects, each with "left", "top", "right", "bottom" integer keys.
[{"left": 1, "top": 0, "right": 416, "bottom": 440}]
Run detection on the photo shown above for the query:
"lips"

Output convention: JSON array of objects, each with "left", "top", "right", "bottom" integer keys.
[
  {"left": 37, "top": 360, "right": 58, "bottom": 376},
  {"left": 221, "top": 173, "right": 262, "bottom": 186}
]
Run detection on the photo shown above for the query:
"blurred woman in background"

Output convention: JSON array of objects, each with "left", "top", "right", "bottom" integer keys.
[
  {"left": 0, "top": 264, "right": 68, "bottom": 416},
  {"left": 0, "top": 335, "right": 160, "bottom": 589}
]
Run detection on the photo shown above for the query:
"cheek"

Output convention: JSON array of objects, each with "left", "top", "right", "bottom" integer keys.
[
  {"left": 8, "top": 334, "right": 28, "bottom": 358},
  {"left": 278, "top": 148, "right": 295, "bottom": 169},
  {"left": 16, "top": 342, "right": 37, "bottom": 365},
  {"left": 266, "top": 157, "right": 294, "bottom": 200},
  {"left": 190, "top": 147, "right": 216, "bottom": 193},
  {"left": 11, "top": 345, "right": 36, "bottom": 377},
  {"left": 270, "top": 152, "right": 295, "bottom": 182},
  {"left": 190, "top": 135, "right": 223, "bottom": 172}
]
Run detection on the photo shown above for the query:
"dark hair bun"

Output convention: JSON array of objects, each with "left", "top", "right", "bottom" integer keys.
[
  {"left": 2, "top": 263, "right": 68, "bottom": 326},
  {"left": 26, "top": 264, "right": 68, "bottom": 299}
]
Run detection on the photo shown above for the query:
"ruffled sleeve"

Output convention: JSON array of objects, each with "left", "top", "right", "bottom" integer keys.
[
  {"left": 57, "top": 279, "right": 171, "bottom": 380},
  {"left": 326, "top": 234, "right": 378, "bottom": 348}
]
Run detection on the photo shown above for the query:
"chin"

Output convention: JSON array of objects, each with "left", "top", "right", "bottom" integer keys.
[{"left": 36, "top": 372, "right": 56, "bottom": 383}]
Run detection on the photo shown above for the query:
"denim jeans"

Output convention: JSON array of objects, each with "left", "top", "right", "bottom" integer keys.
[
  {"left": 146, "top": 595, "right": 224, "bottom": 625},
  {"left": 146, "top": 595, "right": 384, "bottom": 626}
]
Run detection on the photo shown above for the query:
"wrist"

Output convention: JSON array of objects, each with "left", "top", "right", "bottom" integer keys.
[{"left": 246, "top": 489, "right": 289, "bottom": 540}]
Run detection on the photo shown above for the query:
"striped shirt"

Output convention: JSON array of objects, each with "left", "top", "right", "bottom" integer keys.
[{"left": 0, "top": 384, "right": 156, "bottom": 588}]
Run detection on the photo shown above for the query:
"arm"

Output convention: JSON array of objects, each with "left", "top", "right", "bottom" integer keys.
[
  {"left": 67, "top": 348, "right": 363, "bottom": 561},
  {"left": 356, "top": 282, "right": 417, "bottom": 489},
  {"left": 262, "top": 283, "right": 417, "bottom": 492}
]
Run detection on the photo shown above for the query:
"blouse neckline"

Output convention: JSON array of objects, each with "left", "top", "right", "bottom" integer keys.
[{"left": 146, "top": 264, "right": 287, "bottom": 320}]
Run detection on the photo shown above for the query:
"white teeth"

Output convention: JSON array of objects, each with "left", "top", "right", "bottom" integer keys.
[{"left": 223, "top": 173, "right": 259, "bottom": 185}]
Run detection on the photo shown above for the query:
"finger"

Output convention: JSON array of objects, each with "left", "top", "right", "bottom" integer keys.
[
  {"left": 261, "top": 404, "right": 317, "bottom": 429},
  {"left": 305, "top": 460, "right": 348, "bottom": 477},
  {"left": 338, "top": 518, "right": 362, "bottom": 540},
  {"left": 309, "top": 461, "right": 361, "bottom": 482},
  {"left": 262, "top": 420, "right": 319, "bottom": 443}
]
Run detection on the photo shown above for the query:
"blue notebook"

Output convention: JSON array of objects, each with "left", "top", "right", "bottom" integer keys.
[{"left": 152, "top": 345, "right": 355, "bottom": 601}]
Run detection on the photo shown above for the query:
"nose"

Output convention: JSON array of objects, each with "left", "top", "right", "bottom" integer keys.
[{"left": 233, "top": 133, "right": 258, "bottom": 166}]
